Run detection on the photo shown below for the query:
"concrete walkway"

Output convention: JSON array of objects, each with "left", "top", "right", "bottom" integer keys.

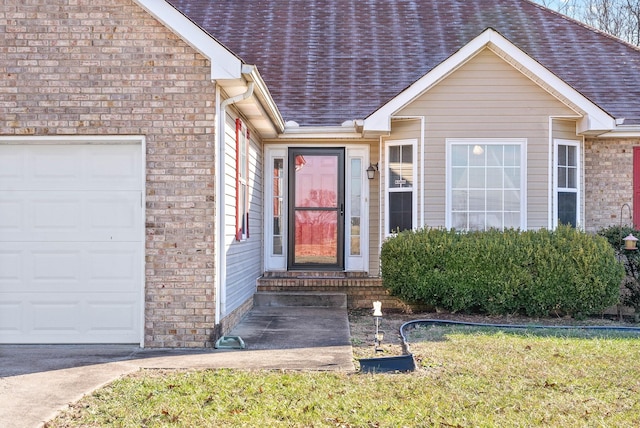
[{"left": 0, "top": 306, "right": 354, "bottom": 428}]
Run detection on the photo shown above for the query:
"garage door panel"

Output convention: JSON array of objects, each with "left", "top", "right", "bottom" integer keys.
[
  {"left": 0, "top": 294, "right": 141, "bottom": 344},
  {"left": 0, "top": 199, "right": 23, "bottom": 233},
  {"left": 1, "top": 242, "right": 141, "bottom": 293},
  {"left": 0, "top": 250, "right": 22, "bottom": 284},
  {"left": 86, "top": 146, "right": 141, "bottom": 188},
  {"left": 0, "top": 301, "right": 21, "bottom": 333},
  {"left": 32, "top": 148, "right": 83, "bottom": 184},
  {"left": 88, "top": 246, "right": 140, "bottom": 289},
  {"left": 33, "top": 198, "right": 82, "bottom": 234},
  {"left": 87, "top": 193, "right": 141, "bottom": 240},
  {"left": 88, "top": 300, "right": 139, "bottom": 331},
  {"left": 31, "top": 300, "right": 82, "bottom": 332},
  {"left": 30, "top": 297, "right": 139, "bottom": 333},
  {"left": 0, "top": 293, "right": 140, "bottom": 343},
  {"left": 32, "top": 249, "right": 83, "bottom": 285},
  {"left": 0, "top": 144, "right": 143, "bottom": 191},
  {"left": 0, "top": 191, "right": 141, "bottom": 242},
  {"left": 0, "top": 148, "right": 25, "bottom": 187},
  {"left": 0, "top": 141, "right": 143, "bottom": 344}
]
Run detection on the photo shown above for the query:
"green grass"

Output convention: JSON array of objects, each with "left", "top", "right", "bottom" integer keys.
[{"left": 49, "top": 329, "right": 640, "bottom": 427}]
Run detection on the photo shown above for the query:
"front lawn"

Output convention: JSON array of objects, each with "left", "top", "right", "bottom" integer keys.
[{"left": 49, "top": 318, "right": 640, "bottom": 427}]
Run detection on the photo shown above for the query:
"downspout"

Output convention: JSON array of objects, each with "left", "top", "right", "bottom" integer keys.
[
  {"left": 215, "top": 67, "right": 255, "bottom": 327},
  {"left": 378, "top": 136, "right": 383, "bottom": 266}
]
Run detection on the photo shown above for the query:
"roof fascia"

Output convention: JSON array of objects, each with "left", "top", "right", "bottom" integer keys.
[
  {"left": 363, "top": 28, "right": 616, "bottom": 135},
  {"left": 595, "top": 128, "right": 640, "bottom": 138},
  {"left": 278, "top": 125, "right": 364, "bottom": 139},
  {"left": 133, "top": 0, "right": 242, "bottom": 80},
  {"left": 243, "top": 67, "right": 286, "bottom": 135}
]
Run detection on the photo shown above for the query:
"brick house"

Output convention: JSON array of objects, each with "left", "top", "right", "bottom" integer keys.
[{"left": 1, "top": 0, "right": 639, "bottom": 347}]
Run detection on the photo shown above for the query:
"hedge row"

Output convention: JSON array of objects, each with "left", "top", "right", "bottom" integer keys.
[{"left": 380, "top": 226, "right": 623, "bottom": 318}]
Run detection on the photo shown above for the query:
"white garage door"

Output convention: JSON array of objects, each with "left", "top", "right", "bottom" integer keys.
[{"left": 0, "top": 141, "right": 144, "bottom": 344}]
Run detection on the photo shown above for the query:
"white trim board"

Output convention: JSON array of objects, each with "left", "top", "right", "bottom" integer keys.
[{"left": 364, "top": 28, "right": 615, "bottom": 136}]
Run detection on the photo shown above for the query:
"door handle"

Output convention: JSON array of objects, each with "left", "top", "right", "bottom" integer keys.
[{"left": 340, "top": 203, "right": 344, "bottom": 216}]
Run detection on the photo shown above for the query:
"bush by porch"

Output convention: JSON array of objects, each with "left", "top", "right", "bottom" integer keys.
[{"left": 380, "top": 226, "right": 624, "bottom": 318}]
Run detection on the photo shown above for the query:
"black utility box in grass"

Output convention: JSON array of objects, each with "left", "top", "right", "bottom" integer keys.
[{"left": 359, "top": 355, "right": 416, "bottom": 373}]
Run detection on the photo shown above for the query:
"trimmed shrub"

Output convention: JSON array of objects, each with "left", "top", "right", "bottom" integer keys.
[{"left": 380, "top": 226, "right": 623, "bottom": 318}]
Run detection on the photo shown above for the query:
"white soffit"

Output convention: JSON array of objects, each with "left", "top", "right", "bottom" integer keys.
[{"left": 363, "top": 28, "right": 616, "bottom": 135}]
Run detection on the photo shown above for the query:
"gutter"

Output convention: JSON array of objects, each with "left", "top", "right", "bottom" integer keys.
[
  {"left": 595, "top": 127, "right": 640, "bottom": 138},
  {"left": 214, "top": 65, "right": 255, "bottom": 326},
  {"left": 243, "top": 67, "right": 285, "bottom": 135}
]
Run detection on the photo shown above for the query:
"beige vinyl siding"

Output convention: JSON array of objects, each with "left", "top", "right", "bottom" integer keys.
[
  {"left": 224, "top": 111, "right": 262, "bottom": 317},
  {"left": 368, "top": 141, "right": 381, "bottom": 275},
  {"left": 553, "top": 118, "right": 580, "bottom": 140},
  {"left": 394, "top": 48, "right": 577, "bottom": 230}
]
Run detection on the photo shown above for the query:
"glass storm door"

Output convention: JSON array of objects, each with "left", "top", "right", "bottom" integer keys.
[{"left": 288, "top": 148, "right": 345, "bottom": 269}]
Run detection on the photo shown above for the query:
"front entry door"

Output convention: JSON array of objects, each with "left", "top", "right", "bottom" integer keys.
[{"left": 288, "top": 148, "right": 345, "bottom": 269}]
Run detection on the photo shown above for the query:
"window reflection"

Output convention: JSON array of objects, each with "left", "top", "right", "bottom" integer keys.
[
  {"left": 293, "top": 154, "right": 339, "bottom": 265},
  {"left": 450, "top": 143, "right": 521, "bottom": 231}
]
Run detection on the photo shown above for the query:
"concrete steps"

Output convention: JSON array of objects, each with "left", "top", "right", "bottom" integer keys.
[
  {"left": 254, "top": 291, "right": 347, "bottom": 308},
  {"left": 256, "top": 272, "right": 410, "bottom": 311}
]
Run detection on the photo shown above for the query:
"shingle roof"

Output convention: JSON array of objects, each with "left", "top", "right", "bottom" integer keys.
[{"left": 168, "top": 0, "right": 640, "bottom": 127}]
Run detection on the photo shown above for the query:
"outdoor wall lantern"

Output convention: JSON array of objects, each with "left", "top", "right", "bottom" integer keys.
[
  {"left": 373, "top": 301, "right": 384, "bottom": 352},
  {"left": 624, "top": 233, "right": 638, "bottom": 250},
  {"left": 366, "top": 163, "right": 378, "bottom": 180}
]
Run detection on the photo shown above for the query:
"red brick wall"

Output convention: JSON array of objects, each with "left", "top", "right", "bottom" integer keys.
[
  {"left": 584, "top": 138, "right": 640, "bottom": 233},
  {"left": 0, "top": 0, "right": 217, "bottom": 347}
]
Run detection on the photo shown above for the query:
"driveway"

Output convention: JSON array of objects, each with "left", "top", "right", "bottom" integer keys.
[{"left": 0, "top": 306, "right": 354, "bottom": 428}]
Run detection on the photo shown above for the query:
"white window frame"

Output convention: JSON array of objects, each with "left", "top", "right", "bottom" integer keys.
[
  {"left": 264, "top": 147, "right": 288, "bottom": 271},
  {"left": 345, "top": 147, "right": 369, "bottom": 271},
  {"left": 446, "top": 138, "right": 527, "bottom": 231},
  {"left": 553, "top": 139, "right": 581, "bottom": 228},
  {"left": 385, "top": 139, "right": 418, "bottom": 236},
  {"left": 235, "top": 118, "right": 249, "bottom": 241}
]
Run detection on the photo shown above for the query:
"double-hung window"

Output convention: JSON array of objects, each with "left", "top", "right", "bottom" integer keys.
[
  {"left": 554, "top": 140, "right": 580, "bottom": 227},
  {"left": 235, "top": 118, "right": 249, "bottom": 241},
  {"left": 386, "top": 140, "right": 416, "bottom": 234},
  {"left": 448, "top": 139, "right": 526, "bottom": 231}
]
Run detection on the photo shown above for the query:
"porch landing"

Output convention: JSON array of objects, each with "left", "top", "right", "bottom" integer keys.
[{"left": 256, "top": 271, "right": 409, "bottom": 311}]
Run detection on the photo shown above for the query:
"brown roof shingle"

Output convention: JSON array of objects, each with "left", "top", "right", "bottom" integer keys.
[{"left": 168, "top": 0, "right": 640, "bottom": 127}]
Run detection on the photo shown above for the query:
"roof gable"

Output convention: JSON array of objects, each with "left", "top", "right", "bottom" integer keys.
[
  {"left": 364, "top": 28, "right": 615, "bottom": 135},
  {"left": 167, "top": 0, "right": 640, "bottom": 129}
]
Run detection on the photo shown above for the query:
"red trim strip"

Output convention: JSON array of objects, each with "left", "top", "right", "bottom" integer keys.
[
  {"left": 235, "top": 118, "right": 242, "bottom": 241},
  {"left": 245, "top": 128, "right": 250, "bottom": 238},
  {"left": 633, "top": 147, "right": 640, "bottom": 229}
]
